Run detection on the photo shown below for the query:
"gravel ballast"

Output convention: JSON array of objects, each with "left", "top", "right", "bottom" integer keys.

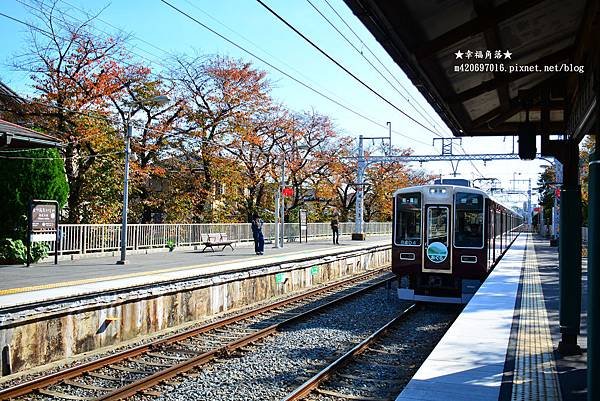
[{"left": 146, "top": 285, "right": 456, "bottom": 401}]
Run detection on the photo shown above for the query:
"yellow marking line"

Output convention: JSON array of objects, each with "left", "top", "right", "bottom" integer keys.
[{"left": 0, "top": 245, "right": 372, "bottom": 296}]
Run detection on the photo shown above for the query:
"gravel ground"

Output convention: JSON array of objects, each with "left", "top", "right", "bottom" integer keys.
[
  {"left": 308, "top": 306, "right": 456, "bottom": 400},
  {"left": 0, "top": 271, "right": 385, "bottom": 392},
  {"left": 143, "top": 284, "right": 428, "bottom": 401}
]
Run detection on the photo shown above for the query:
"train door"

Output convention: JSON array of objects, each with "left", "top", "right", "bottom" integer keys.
[{"left": 423, "top": 205, "right": 451, "bottom": 273}]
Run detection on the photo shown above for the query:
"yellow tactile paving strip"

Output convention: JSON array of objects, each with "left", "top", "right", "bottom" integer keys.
[
  {"left": 0, "top": 246, "right": 345, "bottom": 296},
  {"left": 512, "top": 235, "right": 561, "bottom": 401}
]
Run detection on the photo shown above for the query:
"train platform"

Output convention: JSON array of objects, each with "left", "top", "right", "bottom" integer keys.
[
  {"left": 396, "top": 233, "right": 587, "bottom": 401},
  {"left": 0, "top": 235, "right": 389, "bottom": 309}
]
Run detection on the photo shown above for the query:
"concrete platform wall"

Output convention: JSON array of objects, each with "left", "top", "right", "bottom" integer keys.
[{"left": 0, "top": 245, "right": 390, "bottom": 375}]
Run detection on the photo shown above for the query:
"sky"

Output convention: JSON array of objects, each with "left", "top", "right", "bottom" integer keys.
[{"left": 0, "top": 0, "right": 546, "bottom": 208}]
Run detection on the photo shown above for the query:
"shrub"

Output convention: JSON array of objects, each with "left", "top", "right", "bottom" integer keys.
[
  {"left": 0, "top": 238, "right": 27, "bottom": 264},
  {"left": 31, "top": 242, "right": 49, "bottom": 262},
  {"left": 0, "top": 238, "right": 50, "bottom": 264}
]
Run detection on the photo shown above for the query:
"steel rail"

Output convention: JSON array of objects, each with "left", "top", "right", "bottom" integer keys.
[
  {"left": 280, "top": 303, "right": 417, "bottom": 401},
  {"left": 0, "top": 268, "right": 389, "bottom": 400},
  {"left": 96, "top": 274, "right": 396, "bottom": 400}
]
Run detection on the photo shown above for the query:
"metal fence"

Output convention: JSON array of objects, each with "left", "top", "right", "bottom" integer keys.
[{"left": 46, "top": 222, "right": 392, "bottom": 256}]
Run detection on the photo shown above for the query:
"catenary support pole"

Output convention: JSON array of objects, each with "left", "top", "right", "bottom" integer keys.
[
  {"left": 588, "top": 124, "right": 599, "bottom": 400},
  {"left": 280, "top": 156, "right": 285, "bottom": 247},
  {"left": 558, "top": 142, "right": 582, "bottom": 355},
  {"left": 353, "top": 135, "right": 365, "bottom": 240},
  {"left": 117, "top": 119, "right": 132, "bottom": 265}
]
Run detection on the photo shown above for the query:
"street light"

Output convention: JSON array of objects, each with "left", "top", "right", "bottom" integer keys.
[{"left": 117, "top": 95, "right": 170, "bottom": 265}]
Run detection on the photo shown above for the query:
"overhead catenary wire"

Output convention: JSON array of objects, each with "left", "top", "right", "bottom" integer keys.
[
  {"left": 2, "top": 4, "right": 434, "bottom": 151},
  {"left": 158, "top": 0, "right": 431, "bottom": 146},
  {"left": 3, "top": 4, "right": 431, "bottom": 148},
  {"left": 305, "top": 0, "right": 443, "bottom": 138},
  {"left": 57, "top": 0, "right": 410, "bottom": 145},
  {"left": 255, "top": 0, "right": 442, "bottom": 138},
  {"left": 180, "top": 0, "right": 436, "bottom": 147},
  {"left": 320, "top": 0, "right": 450, "bottom": 136},
  {"left": 58, "top": 0, "right": 421, "bottom": 147},
  {"left": 4, "top": 3, "right": 432, "bottom": 148}
]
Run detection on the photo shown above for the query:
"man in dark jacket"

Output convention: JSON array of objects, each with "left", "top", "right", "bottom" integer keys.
[
  {"left": 251, "top": 212, "right": 264, "bottom": 255},
  {"left": 331, "top": 209, "right": 340, "bottom": 245}
]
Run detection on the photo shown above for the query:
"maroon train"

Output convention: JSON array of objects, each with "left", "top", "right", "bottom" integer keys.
[{"left": 392, "top": 184, "right": 523, "bottom": 303}]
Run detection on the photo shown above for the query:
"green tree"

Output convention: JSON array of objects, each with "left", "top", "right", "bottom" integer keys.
[
  {"left": 0, "top": 148, "right": 69, "bottom": 238},
  {"left": 537, "top": 166, "right": 556, "bottom": 226}
]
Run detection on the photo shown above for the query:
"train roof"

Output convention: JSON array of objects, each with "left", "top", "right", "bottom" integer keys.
[{"left": 392, "top": 185, "right": 521, "bottom": 217}]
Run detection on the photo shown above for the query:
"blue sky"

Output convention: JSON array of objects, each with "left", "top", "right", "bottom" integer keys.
[{"left": 0, "top": 0, "right": 543, "bottom": 206}]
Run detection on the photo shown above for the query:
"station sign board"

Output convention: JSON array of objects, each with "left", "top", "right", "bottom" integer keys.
[
  {"left": 27, "top": 200, "right": 60, "bottom": 266},
  {"left": 31, "top": 204, "right": 57, "bottom": 231}
]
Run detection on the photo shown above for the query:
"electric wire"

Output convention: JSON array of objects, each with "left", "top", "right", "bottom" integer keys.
[
  {"left": 5, "top": 3, "right": 433, "bottom": 148},
  {"left": 64, "top": 0, "right": 414, "bottom": 147},
  {"left": 320, "top": 0, "right": 448, "bottom": 135},
  {"left": 255, "top": 0, "right": 441, "bottom": 138},
  {"left": 158, "top": 0, "right": 431, "bottom": 146},
  {"left": 5, "top": 1, "right": 432, "bottom": 147},
  {"left": 305, "top": 0, "right": 443, "bottom": 138}
]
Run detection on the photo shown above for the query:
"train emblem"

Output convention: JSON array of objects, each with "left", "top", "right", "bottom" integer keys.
[{"left": 426, "top": 242, "right": 448, "bottom": 263}]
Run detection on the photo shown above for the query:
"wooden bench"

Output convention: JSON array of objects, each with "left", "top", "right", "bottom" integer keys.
[{"left": 201, "top": 233, "right": 236, "bottom": 252}]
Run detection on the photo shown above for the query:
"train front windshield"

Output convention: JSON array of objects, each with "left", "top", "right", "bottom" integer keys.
[{"left": 395, "top": 193, "right": 421, "bottom": 246}]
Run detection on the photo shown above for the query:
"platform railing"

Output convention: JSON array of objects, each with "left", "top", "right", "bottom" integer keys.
[{"left": 46, "top": 222, "right": 392, "bottom": 256}]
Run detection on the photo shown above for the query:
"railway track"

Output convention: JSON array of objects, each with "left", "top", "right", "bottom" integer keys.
[
  {"left": 0, "top": 268, "right": 393, "bottom": 401},
  {"left": 282, "top": 304, "right": 458, "bottom": 401}
]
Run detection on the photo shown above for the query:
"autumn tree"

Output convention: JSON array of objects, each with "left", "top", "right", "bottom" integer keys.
[
  {"left": 579, "top": 135, "right": 595, "bottom": 224},
  {"left": 278, "top": 111, "right": 343, "bottom": 216},
  {"left": 107, "top": 68, "right": 186, "bottom": 223},
  {"left": 309, "top": 137, "right": 356, "bottom": 221},
  {"left": 222, "top": 103, "right": 288, "bottom": 221},
  {"left": 170, "top": 55, "right": 272, "bottom": 222},
  {"left": 364, "top": 154, "right": 431, "bottom": 221},
  {"left": 10, "top": 0, "right": 147, "bottom": 222},
  {"left": 537, "top": 165, "right": 556, "bottom": 226}
]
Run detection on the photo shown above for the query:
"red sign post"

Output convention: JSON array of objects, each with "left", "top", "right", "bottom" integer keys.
[{"left": 282, "top": 187, "right": 294, "bottom": 197}]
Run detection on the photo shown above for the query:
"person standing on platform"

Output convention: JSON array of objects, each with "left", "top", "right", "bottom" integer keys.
[
  {"left": 251, "top": 212, "right": 264, "bottom": 255},
  {"left": 331, "top": 209, "right": 340, "bottom": 245}
]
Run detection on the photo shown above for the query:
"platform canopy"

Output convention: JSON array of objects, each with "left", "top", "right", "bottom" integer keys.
[
  {"left": 343, "top": 0, "right": 598, "bottom": 141},
  {"left": 0, "top": 119, "right": 63, "bottom": 149},
  {"left": 1, "top": 81, "right": 63, "bottom": 149}
]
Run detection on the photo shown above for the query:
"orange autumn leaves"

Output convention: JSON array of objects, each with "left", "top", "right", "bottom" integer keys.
[{"left": 3, "top": 0, "right": 431, "bottom": 224}]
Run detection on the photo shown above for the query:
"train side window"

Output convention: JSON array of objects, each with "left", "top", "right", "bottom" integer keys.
[
  {"left": 395, "top": 193, "right": 421, "bottom": 246},
  {"left": 455, "top": 192, "right": 484, "bottom": 248}
]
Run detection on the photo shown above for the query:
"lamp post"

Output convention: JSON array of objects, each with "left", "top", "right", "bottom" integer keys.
[{"left": 117, "top": 95, "right": 169, "bottom": 265}]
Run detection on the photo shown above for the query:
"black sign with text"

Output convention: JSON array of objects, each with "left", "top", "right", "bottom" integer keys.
[{"left": 31, "top": 204, "right": 57, "bottom": 231}]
